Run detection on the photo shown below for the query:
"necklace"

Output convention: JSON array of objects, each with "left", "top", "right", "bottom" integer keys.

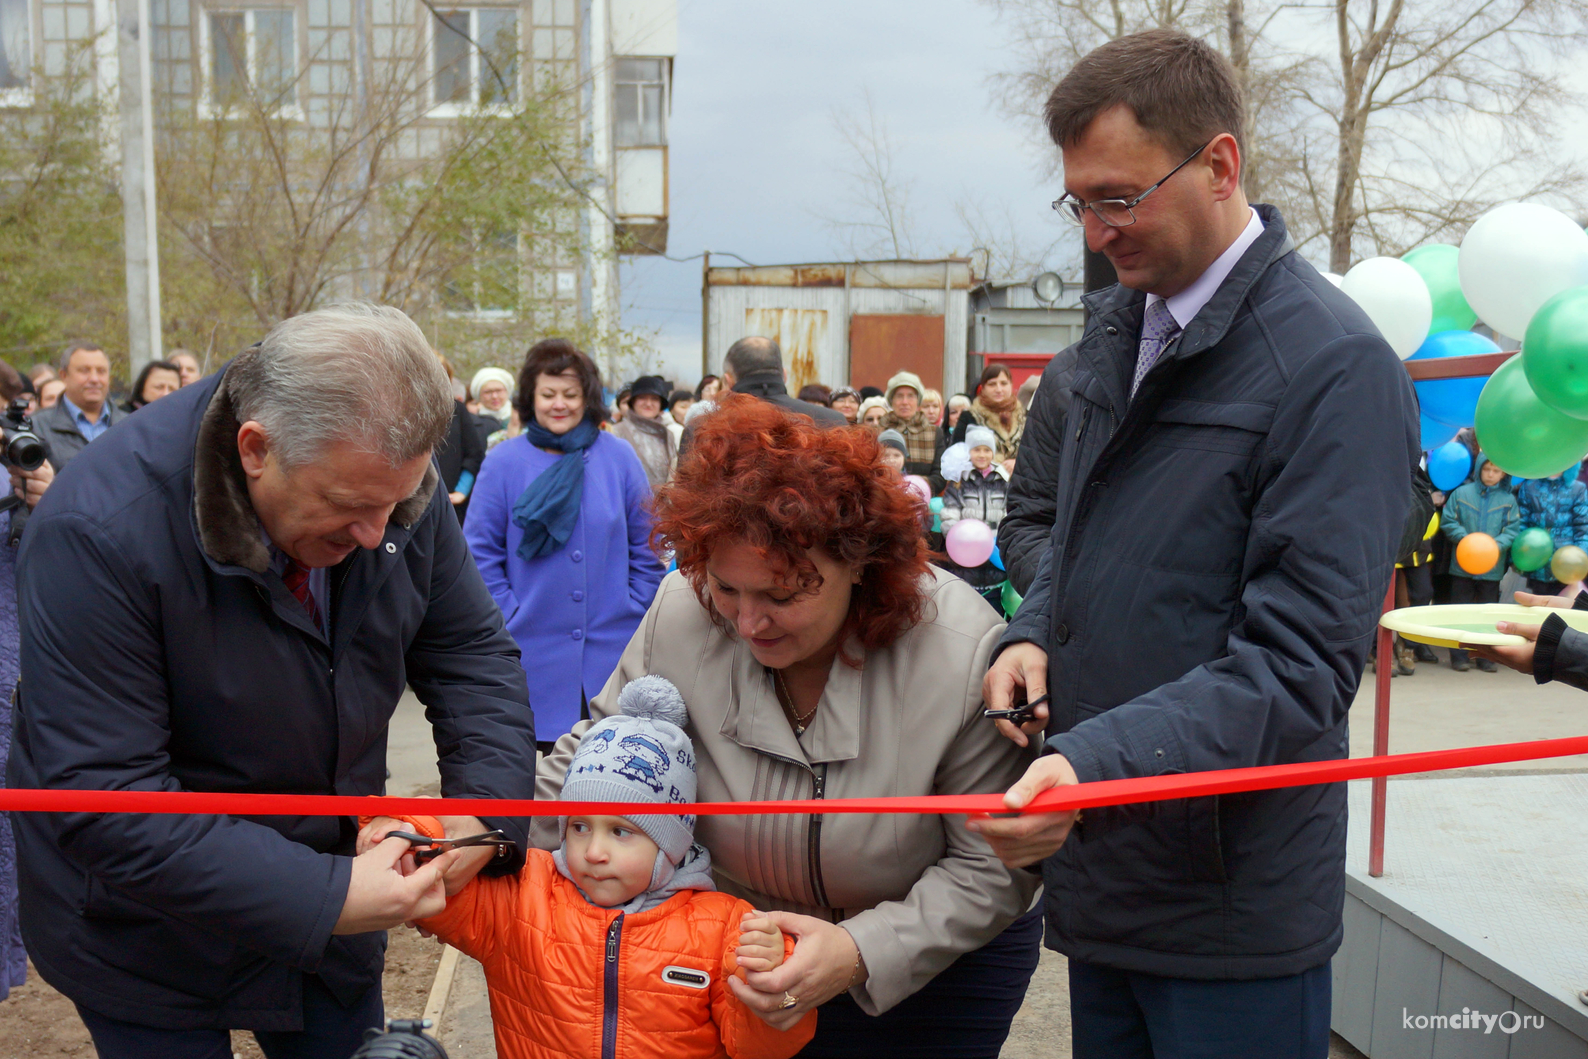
[{"left": 774, "top": 668, "right": 819, "bottom": 734}]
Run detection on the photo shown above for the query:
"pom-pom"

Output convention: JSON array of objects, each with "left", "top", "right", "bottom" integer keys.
[
  {"left": 939, "top": 442, "right": 972, "bottom": 484},
  {"left": 617, "top": 675, "right": 689, "bottom": 727}
]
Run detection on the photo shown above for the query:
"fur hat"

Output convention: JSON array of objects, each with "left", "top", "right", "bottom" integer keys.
[{"left": 885, "top": 370, "right": 925, "bottom": 404}]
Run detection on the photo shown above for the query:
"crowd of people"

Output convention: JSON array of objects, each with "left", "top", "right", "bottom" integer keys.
[
  {"left": 5, "top": 26, "right": 1568, "bottom": 1059},
  {"left": 1383, "top": 426, "right": 1588, "bottom": 675}
]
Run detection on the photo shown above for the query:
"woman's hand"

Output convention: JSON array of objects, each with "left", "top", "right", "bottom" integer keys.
[
  {"left": 1472, "top": 620, "right": 1543, "bottom": 673},
  {"left": 727, "top": 912, "right": 864, "bottom": 1030},
  {"left": 449, "top": 491, "right": 466, "bottom": 506},
  {"left": 1469, "top": 592, "right": 1572, "bottom": 673}
]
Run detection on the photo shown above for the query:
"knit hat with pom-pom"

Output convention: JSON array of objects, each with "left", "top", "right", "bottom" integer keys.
[{"left": 561, "top": 676, "right": 698, "bottom": 863}]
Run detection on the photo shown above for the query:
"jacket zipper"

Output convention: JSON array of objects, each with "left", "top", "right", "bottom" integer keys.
[
  {"left": 601, "top": 913, "right": 624, "bottom": 1059},
  {"left": 808, "top": 764, "right": 832, "bottom": 915}
]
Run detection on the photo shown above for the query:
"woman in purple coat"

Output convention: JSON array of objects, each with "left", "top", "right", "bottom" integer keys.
[{"left": 465, "top": 339, "right": 665, "bottom": 748}]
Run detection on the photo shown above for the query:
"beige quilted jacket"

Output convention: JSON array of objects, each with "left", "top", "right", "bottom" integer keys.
[{"left": 534, "top": 568, "right": 1040, "bottom": 1015}]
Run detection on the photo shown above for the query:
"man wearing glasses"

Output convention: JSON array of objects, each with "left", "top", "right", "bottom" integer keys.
[{"left": 972, "top": 28, "right": 1419, "bottom": 1059}]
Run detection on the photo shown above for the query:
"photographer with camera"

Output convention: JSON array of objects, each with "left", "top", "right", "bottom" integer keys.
[{"left": 0, "top": 359, "right": 52, "bottom": 1002}]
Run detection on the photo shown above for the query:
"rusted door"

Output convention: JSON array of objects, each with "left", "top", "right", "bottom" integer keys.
[
  {"left": 849, "top": 314, "right": 944, "bottom": 393},
  {"left": 744, "top": 308, "right": 828, "bottom": 393}
]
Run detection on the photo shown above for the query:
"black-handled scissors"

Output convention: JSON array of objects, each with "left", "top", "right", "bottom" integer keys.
[
  {"left": 983, "top": 692, "right": 1051, "bottom": 725},
  {"left": 385, "top": 829, "right": 516, "bottom": 863}
]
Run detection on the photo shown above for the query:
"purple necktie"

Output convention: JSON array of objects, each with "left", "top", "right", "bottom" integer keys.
[{"left": 1131, "top": 298, "right": 1180, "bottom": 398}]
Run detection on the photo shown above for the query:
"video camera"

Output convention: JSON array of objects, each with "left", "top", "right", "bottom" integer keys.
[
  {"left": 348, "top": 1019, "right": 450, "bottom": 1059},
  {"left": 1, "top": 397, "right": 45, "bottom": 472}
]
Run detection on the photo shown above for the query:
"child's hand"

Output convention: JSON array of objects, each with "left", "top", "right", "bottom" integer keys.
[{"left": 736, "top": 911, "right": 785, "bottom": 973}]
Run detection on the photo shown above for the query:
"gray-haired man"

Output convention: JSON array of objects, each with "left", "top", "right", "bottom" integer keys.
[{"left": 11, "top": 305, "right": 535, "bottom": 1058}]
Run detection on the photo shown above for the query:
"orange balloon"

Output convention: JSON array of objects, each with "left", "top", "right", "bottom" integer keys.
[{"left": 1456, "top": 532, "right": 1501, "bottom": 576}]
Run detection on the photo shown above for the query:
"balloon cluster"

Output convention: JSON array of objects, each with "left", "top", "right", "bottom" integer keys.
[{"left": 1340, "top": 203, "right": 1588, "bottom": 480}]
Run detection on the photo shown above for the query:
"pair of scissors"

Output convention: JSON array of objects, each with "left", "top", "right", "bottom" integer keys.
[{"left": 386, "top": 829, "right": 516, "bottom": 863}]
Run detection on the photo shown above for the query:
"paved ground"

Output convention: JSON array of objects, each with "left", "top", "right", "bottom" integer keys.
[{"left": 388, "top": 645, "right": 1583, "bottom": 1057}]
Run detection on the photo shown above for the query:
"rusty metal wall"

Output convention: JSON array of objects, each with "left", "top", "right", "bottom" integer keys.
[{"left": 705, "top": 260, "right": 971, "bottom": 391}]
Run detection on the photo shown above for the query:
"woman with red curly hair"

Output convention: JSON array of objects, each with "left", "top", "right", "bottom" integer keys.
[{"left": 536, "top": 395, "right": 1042, "bottom": 1057}]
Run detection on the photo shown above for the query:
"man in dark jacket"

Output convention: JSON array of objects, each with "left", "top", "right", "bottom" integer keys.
[
  {"left": 720, "top": 336, "right": 847, "bottom": 428},
  {"left": 10, "top": 305, "right": 536, "bottom": 1057},
  {"left": 971, "top": 31, "right": 1417, "bottom": 1058}
]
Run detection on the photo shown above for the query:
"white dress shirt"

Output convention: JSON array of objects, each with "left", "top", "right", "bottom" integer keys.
[{"left": 1145, "top": 207, "right": 1265, "bottom": 331}]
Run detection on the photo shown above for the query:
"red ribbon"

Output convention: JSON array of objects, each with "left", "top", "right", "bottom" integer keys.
[{"left": 3, "top": 733, "right": 1585, "bottom": 817}]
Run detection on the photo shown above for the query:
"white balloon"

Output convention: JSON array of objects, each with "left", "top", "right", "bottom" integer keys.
[
  {"left": 1323, "top": 272, "right": 1345, "bottom": 288},
  {"left": 1340, "top": 257, "right": 1433, "bottom": 359},
  {"left": 1458, "top": 202, "right": 1588, "bottom": 341}
]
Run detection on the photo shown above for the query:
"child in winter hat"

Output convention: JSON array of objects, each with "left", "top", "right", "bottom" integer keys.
[{"left": 367, "top": 676, "right": 815, "bottom": 1059}]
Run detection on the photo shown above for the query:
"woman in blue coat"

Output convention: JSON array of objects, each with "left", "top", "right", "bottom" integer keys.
[{"left": 466, "top": 338, "right": 665, "bottom": 748}]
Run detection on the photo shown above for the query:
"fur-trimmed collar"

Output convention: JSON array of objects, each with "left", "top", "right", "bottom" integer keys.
[{"left": 193, "top": 360, "right": 439, "bottom": 573}]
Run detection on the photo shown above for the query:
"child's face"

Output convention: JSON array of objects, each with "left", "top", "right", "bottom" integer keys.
[
  {"left": 565, "top": 815, "right": 660, "bottom": 907},
  {"left": 1480, "top": 462, "right": 1504, "bottom": 486},
  {"left": 970, "top": 445, "right": 993, "bottom": 471},
  {"left": 881, "top": 448, "right": 906, "bottom": 472}
]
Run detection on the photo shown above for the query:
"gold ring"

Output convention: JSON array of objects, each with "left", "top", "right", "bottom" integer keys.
[{"left": 779, "top": 992, "right": 799, "bottom": 1010}]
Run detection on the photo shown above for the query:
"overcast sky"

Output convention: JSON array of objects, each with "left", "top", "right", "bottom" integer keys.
[{"left": 617, "top": 0, "right": 1081, "bottom": 386}]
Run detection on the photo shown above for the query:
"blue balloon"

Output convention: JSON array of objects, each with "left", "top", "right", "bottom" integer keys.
[
  {"left": 1421, "top": 412, "right": 1458, "bottom": 451},
  {"left": 1411, "top": 330, "right": 1501, "bottom": 428},
  {"left": 1428, "top": 441, "right": 1473, "bottom": 492},
  {"left": 990, "top": 545, "right": 1004, "bottom": 571}
]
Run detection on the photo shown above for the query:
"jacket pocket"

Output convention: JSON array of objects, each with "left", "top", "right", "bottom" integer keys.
[{"left": 1180, "top": 796, "right": 1227, "bottom": 883}]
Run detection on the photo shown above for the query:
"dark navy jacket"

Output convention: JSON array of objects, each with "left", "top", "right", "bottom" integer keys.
[
  {"left": 1002, "top": 206, "right": 1418, "bottom": 979},
  {"left": 9, "top": 364, "right": 535, "bottom": 1029}
]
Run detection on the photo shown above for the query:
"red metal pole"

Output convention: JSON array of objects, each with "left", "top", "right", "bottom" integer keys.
[{"left": 1368, "top": 575, "right": 1396, "bottom": 877}]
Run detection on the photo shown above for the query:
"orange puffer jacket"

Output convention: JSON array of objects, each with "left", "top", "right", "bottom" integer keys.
[{"left": 405, "top": 823, "right": 815, "bottom": 1059}]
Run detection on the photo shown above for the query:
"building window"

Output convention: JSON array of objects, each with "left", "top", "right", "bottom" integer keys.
[
  {"left": 204, "top": 7, "right": 298, "bottom": 112},
  {"left": 0, "top": 0, "right": 32, "bottom": 104},
  {"left": 431, "top": 8, "right": 518, "bottom": 111},
  {"left": 444, "top": 229, "right": 519, "bottom": 317},
  {"left": 613, "top": 58, "right": 665, "bottom": 146}
]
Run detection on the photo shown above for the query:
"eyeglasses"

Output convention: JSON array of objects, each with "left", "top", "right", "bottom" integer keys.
[{"left": 1052, "top": 141, "right": 1213, "bottom": 228}]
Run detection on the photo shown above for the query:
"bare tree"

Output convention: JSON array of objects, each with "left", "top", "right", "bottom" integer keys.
[
  {"left": 0, "top": 45, "right": 125, "bottom": 362},
  {"left": 1295, "top": 0, "right": 1588, "bottom": 270},
  {"left": 153, "top": 17, "right": 595, "bottom": 369},
  {"left": 819, "top": 89, "right": 921, "bottom": 260},
  {"left": 981, "top": 0, "right": 1588, "bottom": 273}
]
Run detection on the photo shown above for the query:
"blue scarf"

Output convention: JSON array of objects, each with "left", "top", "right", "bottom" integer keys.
[{"left": 511, "top": 418, "right": 600, "bottom": 561}]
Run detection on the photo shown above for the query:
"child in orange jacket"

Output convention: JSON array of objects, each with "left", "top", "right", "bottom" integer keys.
[{"left": 366, "top": 676, "right": 815, "bottom": 1059}]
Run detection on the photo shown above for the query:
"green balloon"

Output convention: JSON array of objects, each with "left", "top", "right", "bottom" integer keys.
[
  {"left": 1001, "top": 580, "right": 1023, "bottom": 617},
  {"left": 928, "top": 496, "right": 944, "bottom": 513},
  {"left": 1473, "top": 356, "right": 1588, "bottom": 479},
  {"left": 1403, "top": 244, "right": 1478, "bottom": 334},
  {"left": 1523, "top": 285, "right": 1588, "bottom": 420},
  {"left": 1512, "top": 526, "right": 1555, "bottom": 573}
]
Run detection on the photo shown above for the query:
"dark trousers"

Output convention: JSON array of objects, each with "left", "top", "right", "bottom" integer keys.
[
  {"left": 1069, "top": 959, "right": 1330, "bottom": 1059},
  {"left": 796, "top": 907, "right": 1043, "bottom": 1059},
  {"left": 1449, "top": 576, "right": 1502, "bottom": 663},
  {"left": 76, "top": 976, "right": 383, "bottom": 1059}
]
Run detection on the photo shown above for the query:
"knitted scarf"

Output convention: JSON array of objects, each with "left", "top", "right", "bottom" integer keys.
[{"left": 510, "top": 418, "right": 600, "bottom": 561}]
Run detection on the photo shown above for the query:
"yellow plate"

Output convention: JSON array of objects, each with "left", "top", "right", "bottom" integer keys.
[{"left": 1379, "top": 603, "right": 1588, "bottom": 648}]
